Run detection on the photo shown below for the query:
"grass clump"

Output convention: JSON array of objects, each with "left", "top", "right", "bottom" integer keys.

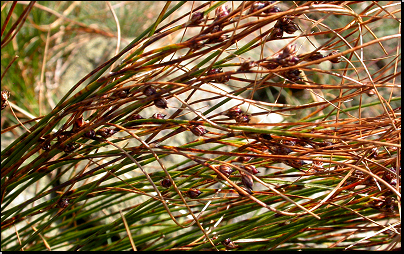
[{"left": 1, "top": 1, "right": 401, "bottom": 251}]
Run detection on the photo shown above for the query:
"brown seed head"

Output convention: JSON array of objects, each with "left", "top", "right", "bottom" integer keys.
[
  {"left": 240, "top": 171, "right": 254, "bottom": 190},
  {"left": 215, "top": 5, "right": 231, "bottom": 20},
  {"left": 319, "top": 141, "right": 333, "bottom": 147},
  {"left": 208, "top": 68, "right": 222, "bottom": 75},
  {"left": 63, "top": 142, "right": 80, "bottom": 153},
  {"left": 225, "top": 106, "right": 243, "bottom": 118},
  {"left": 307, "top": 51, "right": 325, "bottom": 61},
  {"left": 96, "top": 127, "right": 116, "bottom": 138},
  {"left": 211, "top": 25, "right": 222, "bottom": 33},
  {"left": 369, "top": 147, "right": 379, "bottom": 159},
  {"left": 279, "top": 44, "right": 297, "bottom": 59},
  {"left": 235, "top": 156, "right": 252, "bottom": 162},
  {"left": 237, "top": 185, "right": 254, "bottom": 196},
  {"left": 218, "top": 165, "right": 235, "bottom": 178},
  {"left": 217, "top": 73, "right": 230, "bottom": 83},
  {"left": 284, "top": 159, "right": 307, "bottom": 169},
  {"left": 74, "top": 116, "right": 87, "bottom": 129},
  {"left": 190, "top": 125, "right": 207, "bottom": 136},
  {"left": 161, "top": 178, "right": 172, "bottom": 188},
  {"left": 243, "top": 165, "right": 260, "bottom": 175},
  {"left": 278, "top": 17, "right": 299, "bottom": 34},
  {"left": 328, "top": 50, "right": 342, "bottom": 63},
  {"left": 58, "top": 198, "right": 69, "bottom": 208},
  {"left": 84, "top": 129, "right": 96, "bottom": 139},
  {"left": 237, "top": 61, "right": 256, "bottom": 72},
  {"left": 234, "top": 113, "right": 250, "bottom": 123},
  {"left": 190, "top": 12, "right": 204, "bottom": 25},
  {"left": 116, "top": 89, "right": 130, "bottom": 98},
  {"left": 154, "top": 98, "right": 168, "bottom": 109},
  {"left": 272, "top": 144, "right": 292, "bottom": 155},
  {"left": 152, "top": 113, "right": 166, "bottom": 119},
  {"left": 270, "top": 27, "right": 283, "bottom": 39},
  {"left": 258, "top": 133, "right": 273, "bottom": 141},
  {"left": 143, "top": 85, "right": 157, "bottom": 96},
  {"left": 283, "top": 69, "right": 301, "bottom": 81},
  {"left": 222, "top": 238, "right": 238, "bottom": 249},
  {"left": 131, "top": 114, "right": 144, "bottom": 120},
  {"left": 261, "top": 59, "right": 280, "bottom": 69},
  {"left": 248, "top": 2, "right": 267, "bottom": 14},
  {"left": 187, "top": 188, "right": 202, "bottom": 198},
  {"left": 41, "top": 140, "right": 51, "bottom": 151},
  {"left": 264, "top": 5, "right": 281, "bottom": 14},
  {"left": 57, "top": 131, "right": 73, "bottom": 143}
]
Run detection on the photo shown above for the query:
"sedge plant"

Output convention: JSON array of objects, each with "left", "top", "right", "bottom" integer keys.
[{"left": 1, "top": 1, "right": 401, "bottom": 251}]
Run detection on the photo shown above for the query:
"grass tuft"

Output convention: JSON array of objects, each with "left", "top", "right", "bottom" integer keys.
[{"left": 1, "top": 1, "right": 401, "bottom": 251}]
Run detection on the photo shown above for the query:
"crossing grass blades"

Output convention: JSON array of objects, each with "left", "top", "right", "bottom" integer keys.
[{"left": 1, "top": 1, "right": 401, "bottom": 251}]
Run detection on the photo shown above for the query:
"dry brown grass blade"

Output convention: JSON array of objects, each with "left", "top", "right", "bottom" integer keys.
[
  {"left": 29, "top": 224, "right": 52, "bottom": 251},
  {"left": 13, "top": 224, "right": 24, "bottom": 251},
  {"left": 120, "top": 210, "right": 137, "bottom": 251}
]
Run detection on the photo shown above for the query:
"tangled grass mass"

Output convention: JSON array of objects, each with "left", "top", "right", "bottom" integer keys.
[{"left": 1, "top": 1, "right": 401, "bottom": 251}]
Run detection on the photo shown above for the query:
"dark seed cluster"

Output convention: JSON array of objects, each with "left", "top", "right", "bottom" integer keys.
[
  {"left": 152, "top": 113, "right": 166, "bottom": 120},
  {"left": 96, "top": 127, "right": 116, "bottom": 138},
  {"left": 187, "top": 188, "right": 203, "bottom": 198},
  {"left": 225, "top": 106, "right": 251, "bottom": 123},
  {"left": 215, "top": 160, "right": 261, "bottom": 194},
  {"left": 207, "top": 68, "right": 230, "bottom": 83},
  {"left": 259, "top": 136, "right": 309, "bottom": 170},
  {"left": 216, "top": 164, "right": 235, "bottom": 180},
  {"left": 58, "top": 198, "right": 69, "bottom": 208},
  {"left": 190, "top": 124, "right": 208, "bottom": 136},
  {"left": 190, "top": 12, "right": 204, "bottom": 25},
  {"left": 270, "top": 17, "right": 299, "bottom": 39},
  {"left": 248, "top": 1, "right": 281, "bottom": 15},
  {"left": 142, "top": 85, "right": 169, "bottom": 109},
  {"left": 368, "top": 196, "right": 397, "bottom": 214},
  {"left": 161, "top": 178, "right": 172, "bottom": 188},
  {"left": 240, "top": 170, "right": 254, "bottom": 191},
  {"left": 112, "top": 88, "right": 130, "bottom": 99},
  {"left": 222, "top": 238, "right": 238, "bottom": 249},
  {"left": 260, "top": 44, "right": 302, "bottom": 81},
  {"left": 215, "top": 5, "right": 231, "bottom": 21},
  {"left": 53, "top": 131, "right": 81, "bottom": 153}
]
